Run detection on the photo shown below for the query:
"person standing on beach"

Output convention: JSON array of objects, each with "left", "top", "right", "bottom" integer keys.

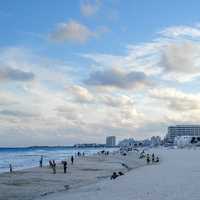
[
  {"left": 63, "top": 161, "right": 67, "bottom": 173},
  {"left": 39, "top": 155, "right": 43, "bottom": 168},
  {"left": 9, "top": 164, "right": 13, "bottom": 173},
  {"left": 152, "top": 153, "right": 155, "bottom": 162},
  {"left": 52, "top": 160, "right": 56, "bottom": 174},
  {"left": 71, "top": 156, "right": 74, "bottom": 165},
  {"left": 146, "top": 154, "right": 150, "bottom": 164}
]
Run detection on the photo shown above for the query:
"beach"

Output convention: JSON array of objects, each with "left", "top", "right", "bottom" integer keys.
[
  {"left": 0, "top": 150, "right": 145, "bottom": 200},
  {"left": 2, "top": 148, "right": 200, "bottom": 200},
  {"left": 39, "top": 148, "right": 200, "bottom": 200}
]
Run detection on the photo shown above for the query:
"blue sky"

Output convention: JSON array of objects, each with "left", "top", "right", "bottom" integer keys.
[{"left": 1, "top": 0, "right": 200, "bottom": 146}]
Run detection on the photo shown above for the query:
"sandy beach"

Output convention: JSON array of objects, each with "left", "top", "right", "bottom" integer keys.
[
  {"left": 0, "top": 150, "right": 145, "bottom": 200},
  {"left": 39, "top": 148, "right": 200, "bottom": 200}
]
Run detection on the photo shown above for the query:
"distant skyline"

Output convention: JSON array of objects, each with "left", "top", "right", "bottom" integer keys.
[{"left": 1, "top": 0, "right": 200, "bottom": 146}]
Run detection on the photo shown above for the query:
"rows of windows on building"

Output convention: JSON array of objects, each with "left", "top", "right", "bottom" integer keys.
[{"left": 164, "top": 125, "right": 200, "bottom": 144}]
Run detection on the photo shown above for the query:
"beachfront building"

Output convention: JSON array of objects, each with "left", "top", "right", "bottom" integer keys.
[
  {"left": 165, "top": 125, "right": 200, "bottom": 143},
  {"left": 150, "top": 136, "right": 161, "bottom": 146},
  {"left": 118, "top": 138, "right": 135, "bottom": 147},
  {"left": 106, "top": 136, "right": 116, "bottom": 147}
]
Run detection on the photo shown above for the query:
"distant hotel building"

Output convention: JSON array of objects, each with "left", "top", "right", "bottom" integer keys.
[
  {"left": 106, "top": 136, "right": 116, "bottom": 146},
  {"left": 166, "top": 125, "right": 200, "bottom": 143}
]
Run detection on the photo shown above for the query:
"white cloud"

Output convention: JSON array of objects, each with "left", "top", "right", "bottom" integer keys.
[
  {"left": 49, "top": 20, "right": 95, "bottom": 43},
  {"left": 159, "top": 41, "right": 200, "bottom": 81},
  {"left": 150, "top": 87, "right": 200, "bottom": 111},
  {"left": 66, "top": 85, "right": 94, "bottom": 103},
  {"left": 160, "top": 25, "right": 200, "bottom": 38}
]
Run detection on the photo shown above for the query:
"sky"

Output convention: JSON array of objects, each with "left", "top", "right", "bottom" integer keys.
[{"left": 1, "top": 0, "right": 200, "bottom": 146}]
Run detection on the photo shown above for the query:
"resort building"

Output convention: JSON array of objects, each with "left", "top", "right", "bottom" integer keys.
[
  {"left": 166, "top": 125, "right": 200, "bottom": 143},
  {"left": 106, "top": 136, "right": 116, "bottom": 146}
]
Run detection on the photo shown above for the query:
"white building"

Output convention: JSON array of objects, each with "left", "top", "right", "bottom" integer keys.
[
  {"left": 150, "top": 136, "right": 161, "bottom": 146},
  {"left": 106, "top": 136, "right": 116, "bottom": 146},
  {"left": 118, "top": 138, "right": 135, "bottom": 147},
  {"left": 166, "top": 125, "right": 200, "bottom": 143}
]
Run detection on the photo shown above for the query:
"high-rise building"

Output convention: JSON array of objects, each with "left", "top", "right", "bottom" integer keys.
[
  {"left": 165, "top": 125, "right": 200, "bottom": 143},
  {"left": 106, "top": 136, "right": 116, "bottom": 146}
]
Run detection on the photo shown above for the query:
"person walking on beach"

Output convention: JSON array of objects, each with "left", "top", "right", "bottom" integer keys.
[
  {"left": 52, "top": 160, "right": 56, "bottom": 174},
  {"left": 49, "top": 160, "right": 53, "bottom": 168},
  {"left": 39, "top": 155, "right": 43, "bottom": 168},
  {"left": 71, "top": 156, "right": 74, "bottom": 165},
  {"left": 146, "top": 154, "right": 150, "bottom": 164},
  {"left": 63, "top": 161, "right": 67, "bottom": 173}
]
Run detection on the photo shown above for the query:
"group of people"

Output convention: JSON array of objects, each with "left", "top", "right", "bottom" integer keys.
[
  {"left": 49, "top": 160, "right": 57, "bottom": 174},
  {"left": 39, "top": 155, "right": 75, "bottom": 174},
  {"left": 146, "top": 153, "right": 159, "bottom": 164},
  {"left": 97, "top": 150, "right": 110, "bottom": 155},
  {"left": 110, "top": 171, "right": 124, "bottom": 180},
  {"left": 139, "top": 150, "right": 160, "bottom": 164}
]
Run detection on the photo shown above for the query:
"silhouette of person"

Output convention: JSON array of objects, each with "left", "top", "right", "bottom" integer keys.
[
  {"left": 52, "top": 160, "right": 56, "bottom": 174},
  {"left": 63, "top": 161, "right": 67, "bottom": 173},
  {"left": 39, "top": 155, "right": 43, "bottom": 168},
  {"left": 111, "top": 172, "right": 118, "bottom": 180},
  {"left": 71, "top": 156, "right": 74, "bottom": 165}
]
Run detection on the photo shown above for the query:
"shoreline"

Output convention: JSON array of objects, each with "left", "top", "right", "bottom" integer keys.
[
  {"left": 0, "top": 147, "right": 119, "bottom": 174},
  {"left": 0, "top": 150, "right": 146, "bottom": 200}
]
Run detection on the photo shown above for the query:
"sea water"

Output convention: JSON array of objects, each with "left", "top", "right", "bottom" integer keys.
[{"left": 0, "top": 146, "right": 118, "bottom": 173}]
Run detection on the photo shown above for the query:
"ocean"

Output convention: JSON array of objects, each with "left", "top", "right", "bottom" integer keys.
[{"left": 0, "top": 146, "right": 118, "bottom": 173}]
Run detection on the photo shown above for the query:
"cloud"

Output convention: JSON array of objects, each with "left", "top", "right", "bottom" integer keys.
[
  {"left": 80, "top": 0, "right": 100, "bottom": 17},
  {"left": 0, "top": 92, "right": 19, "bottom": 105},
  {"left": 100, "top": 94, "right": 134, "bottom": 107},
  {"left": 159, "top": 41, "right": 200, "bottom": 81},
  {"left": 85, "top": 68, "right": 150, "bottom": 89},
  {"left": 49, "top": 20, "right": 95, "bottom": 43},
  {"left": 0, "top": 67, "right": 34, "bottom": 82},
  {"left": 160, "top": 25, "right": 200, "bottom": 38},
  {"left": 0, "top": 109, "right": 37, "bottom": 118},
  {"left": 150, "top": 88, "right": 200, "bottom": 111},
  {"left": 84, "top": 30, "right": 200, "bottom": 82},
  {"left": 66, "top": 85, "right": 94, "bottom": 103}
]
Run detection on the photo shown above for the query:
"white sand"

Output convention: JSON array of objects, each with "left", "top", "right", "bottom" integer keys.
[
  {"left": 0, "top": 151, "right": 145, "bottom": 200},
  {"left": 39, "top": 148, "right": 200, "bottom": 200}
]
